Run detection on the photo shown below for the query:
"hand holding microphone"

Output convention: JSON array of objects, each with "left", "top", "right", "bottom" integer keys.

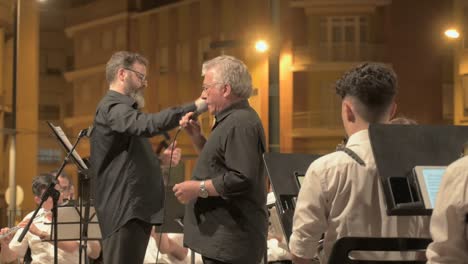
[
  {"left": 179, "top": 99, "right": 207, "bottom": 137},
  {"left": 179, "top": 112, "right": 202, "bottom": 137}
]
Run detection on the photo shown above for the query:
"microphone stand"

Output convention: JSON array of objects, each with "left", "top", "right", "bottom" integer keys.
[{"left": 18, "top": 128, "right": 89, "bottom": 264}]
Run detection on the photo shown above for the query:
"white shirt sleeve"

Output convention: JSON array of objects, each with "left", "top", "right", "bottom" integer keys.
[
  {"left": 289, "top": 164, "right": 329, "bottom": 259},
  {"left": 426, "top": 159, "right": 468, "bottom": 263},
  {"left": 9, "top": 227, "right": 30, "bottom": 258}
]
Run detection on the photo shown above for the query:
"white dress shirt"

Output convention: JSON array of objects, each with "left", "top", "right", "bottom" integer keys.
[
  {"left": 426, "top": 155, "right": 468, "bottom": 263},
  {"left": 144, "top": 233, "right": 203, "bottom": 264},
  {"left": 289, "top": 129, "right": 430, "bottom": 263},
  {"left": 9, "top": 208, "right": 85, "bottom": 264}
]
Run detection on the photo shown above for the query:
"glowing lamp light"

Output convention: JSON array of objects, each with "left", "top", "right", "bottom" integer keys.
[
  {"left": 445, "top": 29, "right": 460, "bottom": 39},
  {"left": 255, "top": 40, "right": 269, "bottom": 53}
]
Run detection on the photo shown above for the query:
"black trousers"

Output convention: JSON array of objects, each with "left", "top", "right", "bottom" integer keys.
[{"left": 102, "top": 218, "right": 152, "bottom": 264}]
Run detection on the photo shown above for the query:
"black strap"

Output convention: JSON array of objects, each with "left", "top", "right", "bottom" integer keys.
[
  {"left": 23, "top": 246, "right": 32, "bottom": 264},
  {"left": 339, "top": 147, "right": 366, "bottom": 166}
]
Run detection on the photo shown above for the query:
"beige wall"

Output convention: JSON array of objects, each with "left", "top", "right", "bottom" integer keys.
[
  {"left": 64, "top": 0, "right": 272, "bottom": 177},
  {"left": 16, "top": 0, "right": 39, "bottom": 214},
  {"left": 0, "top": 0, "right": 460, "bottom": 225},
  {"left": 37, "top": 0, "right": 75, "bottom": 201},
  {"left": 60, "top": 0, "right": 460, "bottom": 180},
  {"left": 453, "top": 0, "right": 468, "bottom": 125}
]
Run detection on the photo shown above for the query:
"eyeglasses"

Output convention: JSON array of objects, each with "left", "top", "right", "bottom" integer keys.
[
  {"left": 202, "top": 83, "right": 222, "bottom": 92},
  {"left": 58, "top": 186, "right": 70, "bottom": 194},
  {"left": 124, "top": 68, "right": 146, "bottom": 82}
]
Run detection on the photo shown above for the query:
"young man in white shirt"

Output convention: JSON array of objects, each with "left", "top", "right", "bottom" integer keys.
[
  {"left": 289, "top": 63, "right": 430, "bottom": 263},
  {"left": 426, "top": 155, "right": 468, "bottom": 263}
]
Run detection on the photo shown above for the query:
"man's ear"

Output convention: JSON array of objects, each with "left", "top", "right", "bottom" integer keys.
[
  {"left": 222, "top": 84, "right": 232, "bottom": 98},
  {"left": 343, "top": 100, "right": 356, "bottom": 123},
  {"left": 117, "top": 68, "right": 126, "bottom": 82}
]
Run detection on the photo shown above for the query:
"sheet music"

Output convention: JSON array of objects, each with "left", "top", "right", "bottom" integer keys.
[
  {"left": 48, "top": 122, "right": 88, "bottom": 170},
  {"left": 44, "top": 206, "right": 101, "bottom": 241}
]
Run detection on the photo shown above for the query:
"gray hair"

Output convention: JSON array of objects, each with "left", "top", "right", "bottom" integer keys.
[
  {"left": 105, "top": 51, "right": 148, "bottom": 84},
  {"left": 32, "top": 173, "right": 57, "bottom": 197},
  {"left": 202, "top": 55, "right": 252, "bottom": 99}
]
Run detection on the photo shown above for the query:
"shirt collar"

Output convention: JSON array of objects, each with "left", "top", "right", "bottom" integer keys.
[
  {"left": 107, "top": 90, "right": 138, "bottom": 109},
  {"left": 345, "top": 129, "right": 370, "bottom": 147},
  {"left": 214, "top": 99, "right": 250, "bottom": 124}
]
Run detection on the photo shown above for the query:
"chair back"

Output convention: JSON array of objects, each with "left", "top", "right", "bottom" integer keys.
[{"left": 328, "top": 237, "right": 432, "bottom": 264}]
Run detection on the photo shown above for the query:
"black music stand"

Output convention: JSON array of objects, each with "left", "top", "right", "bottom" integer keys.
[
  {"left": 47, "top": 122, "right": 93, "bottom": 264},
  {"left": 45, "top": 205, "right": 101, "bottom": 241},
  {"left": 17, "top": 122, "right": 90, "bottom": 264},
  {"left": 159, "top": 185, "right": 185, "bottom": 234},
  {"left": 263, "top": 153, "right": 321, "bottom": 242},
  {"left": 369, "top": 124, "right": 468, "bottom": 216}
]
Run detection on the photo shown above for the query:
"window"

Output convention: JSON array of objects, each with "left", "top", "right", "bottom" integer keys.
[
  {"left": 319, "top": 16, "right": 370, "bottom": 61},
  {"left": 38, "top": 148, "right": 62, "bottom": 163}
]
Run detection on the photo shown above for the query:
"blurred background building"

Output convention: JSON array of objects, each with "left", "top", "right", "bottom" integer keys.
[{"left": 0, "top": 0, "right": 465, "bottom": 225}]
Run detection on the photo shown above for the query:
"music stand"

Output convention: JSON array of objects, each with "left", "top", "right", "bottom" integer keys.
[
  {"left": 47, "top": 121, "right": 93, "bottom": 264},
  {"left": 369, "top": 124, "right": 468, "bottom": 216},
  {"left": 159, "top": 185, "right": 185, "bottom": 234},
  {"left": 17, "top": 122, "right": 90, "bottom": 264},
  {"left": 47, "top": 122, "right": 89, "bottom": 171},
  {"left": 263, "top": 153, "right": 321, "bottom": 243},
  {"left": 44, "top": 206, "right": 101, "bottom": 239}
]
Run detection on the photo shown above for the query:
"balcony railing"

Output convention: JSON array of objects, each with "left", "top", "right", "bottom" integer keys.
[
  {"left": 293, "top": 111, "right": 342, "bottom": 129},
  {"left": 294, "top": 43, "right": 387, "bottom": 66}
]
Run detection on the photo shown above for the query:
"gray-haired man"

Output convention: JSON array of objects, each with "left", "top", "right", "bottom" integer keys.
[{"left": 175, "top": 55, "right": 268, "bottom": 264}]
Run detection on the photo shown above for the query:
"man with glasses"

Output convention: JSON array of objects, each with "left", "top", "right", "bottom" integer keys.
[
  {"left": 90, "top": 51, "right": 206, "bottom": 264},
  {"left": 50, "top": 170, "right": 75, "bottom": 205},
  {"left": 0, "top": 173, "right": 101, "bottom": 263},
  {"left": 175, "top": 55, "right": 267, "bottom": 264}
]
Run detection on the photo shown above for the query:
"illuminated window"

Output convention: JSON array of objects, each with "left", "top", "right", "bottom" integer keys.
[{"left": 318, "top": 16, "right": 370, "bottom": 61}]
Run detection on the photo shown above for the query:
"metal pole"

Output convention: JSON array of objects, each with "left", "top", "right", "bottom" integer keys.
[
  {"left": 8, "top": 0, "right": 20, "bottom": 226},
  {"left": 8, "top": 137, "right": 16, "bottom": 226},
  {"left": 268, "top": 0, "right": 280, "bottom": 153}
]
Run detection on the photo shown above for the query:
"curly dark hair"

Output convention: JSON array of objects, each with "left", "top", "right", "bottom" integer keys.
[{"left": 335, "top": 63, "right": 397, "bottom": 123}]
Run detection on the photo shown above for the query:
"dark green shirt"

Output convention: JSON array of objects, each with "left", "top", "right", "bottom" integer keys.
[
  {"left": 183, "top": 100, "right": 268, "bottom": 263},
  {"left": 90, "top": 90, "right": 195, "bottom": 239}
]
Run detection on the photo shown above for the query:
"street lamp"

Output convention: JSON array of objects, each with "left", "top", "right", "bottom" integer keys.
[
  {"left": 255, "top": 40, "right": 269, "bottom": 53},
  {"left": 445, "top": 28, "right": 460, "bottom": 39}
]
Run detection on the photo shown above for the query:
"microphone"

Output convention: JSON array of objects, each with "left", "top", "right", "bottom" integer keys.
[
  {"left": 178, "top": 101, "right": 208, "bottom": 130},
  {"left": 192, "top": 99, "right": 207, "bottom": 120},
  {"left": 79, "top": 126, "right": 94, "bottom": 138},
  {"left": 190, "top": 110, "right": 202, "bottom": 121}
]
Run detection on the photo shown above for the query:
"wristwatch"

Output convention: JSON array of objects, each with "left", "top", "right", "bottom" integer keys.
[{"left": 199, "top": 181, "right": 209, "bottom": 198}]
